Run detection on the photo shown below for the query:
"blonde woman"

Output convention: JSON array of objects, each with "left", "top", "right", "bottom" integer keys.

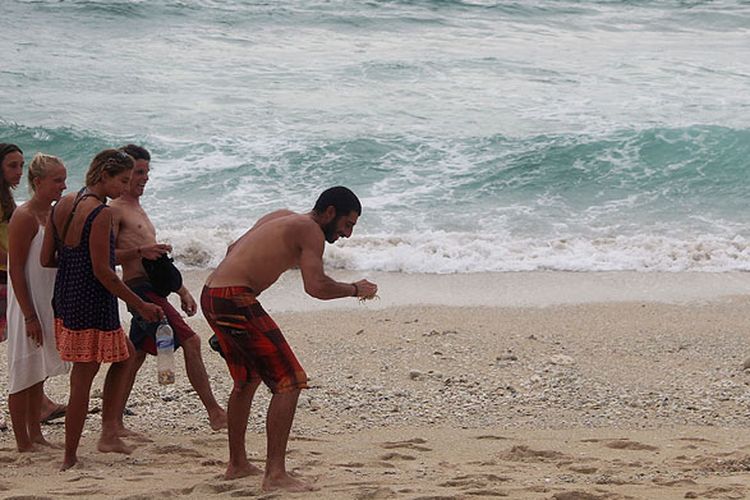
[
  {"left": 41, "top": 149, "right": 162, "bottom": 470},
  {"left": 7, "top": 153, "right": 71, "bottom": 451}
]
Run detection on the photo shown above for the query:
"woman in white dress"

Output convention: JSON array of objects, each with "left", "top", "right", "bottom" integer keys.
[{"left": 7, "top": 153, "right": 70, "bottom": 451}]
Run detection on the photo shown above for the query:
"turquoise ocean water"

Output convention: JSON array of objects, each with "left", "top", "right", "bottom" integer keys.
[{"left": 1, "top": 1, "right": 749, "bottom": 272}]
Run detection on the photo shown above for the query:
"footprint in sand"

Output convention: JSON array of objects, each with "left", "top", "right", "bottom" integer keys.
[
  {"left": 66, "top": 474, "right": 105, "bottom": 482},
  {"left": 567, "top": 465, "right": 598, "bottom": 474},
  {"left": 122, "top": 477, "right": 149, "bottom": 483},
  {"left": 499, "top": 445, "right": 569, "bottom": 462},
  {"left": 375, "top": 461, "right": 397, "bottom": 469},
  {"left": 603, "top": 439, "right": 659, "bottom": 452},
  {"left": 464, "top": 489, "right": 509, "bottom": 497},
  {"left": 200, "top": 458, "right": 225, "bottom": 467},
  {"left": 551, "top": 491, "right": 610, "bottom": 500},
  {"left": 440, "top": 473, "right": 511, "bottom": 489},
  {"left": 353, "top": 486, "right": 396, "bottom": 499},
  {"left": 301, "top": 458, "right": 323, "bottom": 468},
  {"left": 152, "top": 444, "right": 205, "bottom": 458},
  {"left": 380, "top": 438, "right": 432, "bottom": 452},
  {"left": 674, "top": 437, "right": 716, "bottom": 444},
  {"left": 673, "top": 438, "right": 717, "bottom": 451},
  {"left": 654, "top": 479, "right": 698, "bottom": 487},
  {"left": 335, "top": 462, "right": 366, "bottom": 468},
  {"left": 47, "top": 488, "right": 105, "bottom": 496},
  {"left": 410, "top": 496, "right": 462, "bottom": 500},
  {"left": 190, "top": 437, "right": 226, "bottom": 447},
  {"left": 685, "top": 486, "right": 748, "bottom": 500},
  {"left": 687, "top": 453, "right": 750, "bottom": 473},
  {"left": 5, "top": 496, "right": 55, "bottom": 500},
  {"left": 467, "top": 459, "right": 499, "bottom": 467},
  {"left": 379, "top": 452, "right": 417, "bottom": 461},
  {"left": 191, "top": 481, "right": 240, "bottom": 495}
]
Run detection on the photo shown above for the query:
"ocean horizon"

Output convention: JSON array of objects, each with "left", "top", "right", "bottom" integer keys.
[{"left": 2, "top": 0, "right": 749, "bottom": 273}]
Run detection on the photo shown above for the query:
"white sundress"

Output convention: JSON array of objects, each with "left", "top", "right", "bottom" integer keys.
[{"left": 7, "top": 226, "right": 70, "bottom": 394}]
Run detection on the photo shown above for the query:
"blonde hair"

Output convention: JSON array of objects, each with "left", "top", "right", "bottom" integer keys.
[
  {"left": 85, "top": 149, "right": 134, "bottom": 187},
  {"left": 28, "top": 153, "right": 64, "bottom": 194}
]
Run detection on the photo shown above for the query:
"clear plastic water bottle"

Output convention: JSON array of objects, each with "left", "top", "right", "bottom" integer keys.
[{"left": 155, "top": 318, "right": 175, "bottom": 385}]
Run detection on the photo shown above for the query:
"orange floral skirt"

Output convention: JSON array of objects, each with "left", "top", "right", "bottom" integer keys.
[{"left": 55, "top": 318, "right": 129, "bottom": 363}]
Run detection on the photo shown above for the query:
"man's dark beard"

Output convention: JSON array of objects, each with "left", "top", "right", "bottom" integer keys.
[{"left": 323, "top": 217, "right": 339, "bottom": 243}]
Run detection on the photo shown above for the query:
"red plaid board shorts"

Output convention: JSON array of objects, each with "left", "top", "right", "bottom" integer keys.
[{"left": 200, "top": 285, "right": 308, "bottom": 394}]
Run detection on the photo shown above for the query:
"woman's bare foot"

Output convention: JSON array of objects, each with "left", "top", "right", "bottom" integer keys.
[
  {"left": 262, "top": 473, "right": 316, "bottom": 492},
  {"left": 224, "top": 462, "right": 263, "bottom": 480},
  {"left": 97, "top": 436, "right": 135, "bottom": 455},
  {"left": 209, "top": 408, "right": 228, "bottom": 431}
]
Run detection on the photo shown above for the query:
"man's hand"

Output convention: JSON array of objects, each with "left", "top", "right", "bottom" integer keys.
[
  {"left": 179, "top": 289, "right": 197, "bottom": 317},
  {"left": 353, "top": 279, "right": 378, "bottom": 299},
  {"left": 140, "top": 243, "right": 172, "bottom": 260}
]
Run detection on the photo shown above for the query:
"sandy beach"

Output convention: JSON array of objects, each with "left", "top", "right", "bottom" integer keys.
[{"left": 1, "top": 270, "right": 750, "bottom": 499}]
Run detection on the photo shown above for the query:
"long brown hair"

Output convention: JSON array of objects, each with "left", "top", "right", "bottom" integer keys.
[{"left": 0, "top": 143, "right": 23, "bottom": 222}]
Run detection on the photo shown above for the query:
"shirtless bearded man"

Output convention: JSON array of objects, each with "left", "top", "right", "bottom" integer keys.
[
  {"left": 110, "top": 145, "right": 227, "bottom": 434},
  {"left": 202, "top": 186, "right": 377, "bottom": 492}
]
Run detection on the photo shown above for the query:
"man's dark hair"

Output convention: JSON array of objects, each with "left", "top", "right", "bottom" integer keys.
[
  {"left": 313, "top": 186, "right": 361, "bottom": 216},
  {"left": 120, "top": 144, "right": 151, "bottom": 161}
]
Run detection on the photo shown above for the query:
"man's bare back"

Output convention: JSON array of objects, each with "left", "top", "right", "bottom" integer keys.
[
  {"left": 209, "top": 203, "right": 376, "bottom": 300},
  {"left": 209, "top": 210, "right": 327, "bottom": 294}
]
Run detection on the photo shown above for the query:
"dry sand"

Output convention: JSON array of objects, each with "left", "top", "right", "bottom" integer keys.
[{"left": 1, "top": 271, "right": 750, "bottom": 499}]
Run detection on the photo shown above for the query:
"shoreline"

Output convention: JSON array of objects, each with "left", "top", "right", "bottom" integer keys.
[{"left": 180, "top": 269, "right": 750, "bottom": 312}]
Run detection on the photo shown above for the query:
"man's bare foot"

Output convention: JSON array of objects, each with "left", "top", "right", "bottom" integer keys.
[
  {"left": 97, "top": 436, "right": 135, "bottom": 455},
  {"left": 262, "top": 473, "right": 317, "bottom": 492},
  {"left": 60, "top": 456, "right": 77, "bottom": 471},
  {"left": 224, "top": 462, "right": 263, "bottom": 480},
  {"left": 209, "top": 408, "right": 228, "bottom": 431}
]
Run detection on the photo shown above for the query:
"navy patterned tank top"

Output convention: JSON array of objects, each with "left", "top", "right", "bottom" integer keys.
[{"left": 53, "top": 204, "right": 121, "bottom": 333}]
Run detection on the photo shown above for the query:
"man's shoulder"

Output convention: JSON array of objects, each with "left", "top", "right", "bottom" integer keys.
[
  {"left": 265, "top": 209, "right": 297, "bottom": 223},
  {"left": 282, "top": 212, "right": 317, "bottom": 230},
  {"left": 109, "top": 198, "right": 139, "bottom": 212},
  {"left": 291, "top": 216, "right": 324, "bottom": 245}
]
